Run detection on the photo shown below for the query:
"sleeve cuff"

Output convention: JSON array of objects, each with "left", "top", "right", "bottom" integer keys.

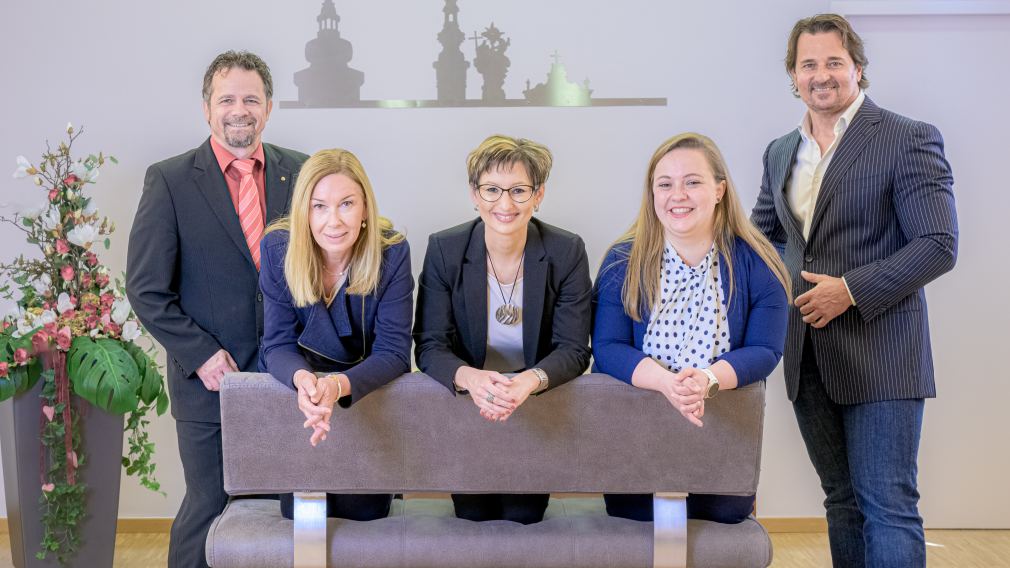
[{"left": 841, "top": 276, "right": 857, "bottom": 307}]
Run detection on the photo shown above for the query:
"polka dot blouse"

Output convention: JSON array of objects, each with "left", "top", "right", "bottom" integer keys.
[{"left": 643, "top": 242, "right": 730, "bottom": 373}]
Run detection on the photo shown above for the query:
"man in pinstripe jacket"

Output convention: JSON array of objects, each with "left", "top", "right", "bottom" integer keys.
[{"left": 751, "top": 14, "right": 957, "bottom": 568}]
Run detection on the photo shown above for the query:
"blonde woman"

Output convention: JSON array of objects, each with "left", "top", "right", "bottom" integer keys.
[
  {"left": 259, "top": 148, "right": 413, "bottom": 520},
  {"left": 592, "top": 133, "right": 789, "bottom": 523}
]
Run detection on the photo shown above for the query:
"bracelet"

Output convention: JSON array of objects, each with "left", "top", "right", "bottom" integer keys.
[
  {"left": 325, "top": 374, "right": 343, "bottom": 400},
  {"left": 530, "top": 368, "right": 549, "bottom": 394}
]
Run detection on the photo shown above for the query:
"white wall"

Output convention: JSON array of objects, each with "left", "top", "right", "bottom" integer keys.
[{"left": 0, "top": 0, "right": 1006, "bottom": 528}]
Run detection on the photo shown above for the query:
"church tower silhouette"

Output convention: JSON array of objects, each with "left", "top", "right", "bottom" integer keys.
[
  {"left": 433, "top": 0, "right": 469, "bottom": 103},
  {"left": 294, "top": 0, "right": 365, "bottom": 107}
]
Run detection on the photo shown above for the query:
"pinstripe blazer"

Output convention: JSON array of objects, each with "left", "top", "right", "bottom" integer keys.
[{"left": 751, "top": 97, "right": 958, "bottom": 404}]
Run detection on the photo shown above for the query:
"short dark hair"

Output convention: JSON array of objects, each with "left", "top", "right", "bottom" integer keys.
[
  {"left": 202, "top": 51, "right": 273, "bottom": 102},
  {"left": 785, "top": 14, "right": 869, "bottom": 97},
  {"left": 466, "top": 135, "right": 553, "bottom": 189}
]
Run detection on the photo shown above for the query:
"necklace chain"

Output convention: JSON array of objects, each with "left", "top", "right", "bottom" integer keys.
[{"left": 487, "top": 251, "right": 524, "bottom": 325}]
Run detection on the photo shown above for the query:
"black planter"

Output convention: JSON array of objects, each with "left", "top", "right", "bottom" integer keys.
[{"left": 1, "top": 378, "right": 124, "bottom": 567}]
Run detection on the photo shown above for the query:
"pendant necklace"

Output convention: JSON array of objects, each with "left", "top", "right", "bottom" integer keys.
[{"left": 487, "top": 251, "right": 524, "bottom": 326}]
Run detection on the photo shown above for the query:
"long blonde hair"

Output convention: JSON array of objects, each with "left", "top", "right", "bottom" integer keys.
[
  {"left": 265, "top": 148, "right": 403, "bottom": 307},
  {"left": 611, "top": 133, "right": 791, "bottom": 320}
]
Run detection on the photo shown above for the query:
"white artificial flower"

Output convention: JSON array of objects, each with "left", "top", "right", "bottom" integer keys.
[
  {"left": 13, "top": 317, "right": 38, "bottom": 339},
  {"left": 18, "top": 196, "right": 49, "bottom": 219},
  {"left": 89, "top": 328, "right": 100, "bottom": 338},
  {"left": 39, "top": 310, "right": 57, "bottom": 325},
  {"left": 57, "top": 292, "right": 75, "bottom": 314},
  {"left": 70, "top": 161, "right": 99, "bottom": 183},
  {"left": 111, "top": 297, "right": 131, "bottom": 325},
  {"left": 32, "top": 273, "right": 52, "bottom": 294},
  {"left": 12, "top": 156, "right": 31, "bottom": 179},
  {"left": 67, "top": 223, "right": 100, "bottom": 248},
  {"left": 40, "top": 206, "right": 61, "bottom": 231},
  {"left": 121, "top": 320, "right": 141, "bottom": 342}
]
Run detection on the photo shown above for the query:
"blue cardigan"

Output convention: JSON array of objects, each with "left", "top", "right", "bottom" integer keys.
[
  {"left": 258, "top": 229, "right": 414, "bottom": 406},
  {"left": 592, "top": 238, "right": 787, "bottom": 388}
]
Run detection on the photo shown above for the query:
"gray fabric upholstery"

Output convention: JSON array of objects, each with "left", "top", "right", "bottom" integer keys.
[
  {"left": 210, "top": 373, "right": 771, "bottom": 567},
  {"left": 207, "top": 498, "right": 772, "bottom": 568},
  {"left": 220, "top": 373, "right": 764, "bottom": 495}
]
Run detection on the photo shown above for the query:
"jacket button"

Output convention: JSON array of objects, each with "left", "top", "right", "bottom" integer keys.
[{"left": 804, "top": 255, "right": 814, "bottom": 263}]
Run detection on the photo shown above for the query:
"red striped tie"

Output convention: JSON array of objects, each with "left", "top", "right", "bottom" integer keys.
[{"left": 230, "top": 159, "right": 263, "bottom": 270}]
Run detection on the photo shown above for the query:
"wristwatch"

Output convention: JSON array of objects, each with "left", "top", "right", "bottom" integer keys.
[
  {"left": 700, "top": 368, "right": 720, "bottom": 399},
  {"left": 530, "top": 368, "right": 549, "bottom": 394}
]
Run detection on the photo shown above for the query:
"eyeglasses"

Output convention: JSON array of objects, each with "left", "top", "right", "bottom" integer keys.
[{"left": 476, "top": 184, "right": 537, "bottom": 203}]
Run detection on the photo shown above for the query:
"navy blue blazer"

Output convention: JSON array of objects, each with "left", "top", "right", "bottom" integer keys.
[
  {"left": 126, "top": 138, "right": 307, "bottom": 422},
  {"left": 413, "top": 218, "right": 592, "bottom": 393},
  {"left": 258, "top": 229, "right": 414, "bottom": 407},
  {"left": 592, "top": 238, "right": 788, "bottom": 387},
  {"left": 751, "top": 96, "right": 958, "bottom": 404}
]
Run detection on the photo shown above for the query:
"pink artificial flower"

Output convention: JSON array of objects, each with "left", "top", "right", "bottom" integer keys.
[
  {"left": 84, "top": 314, "right": 99, "bottom": 329},
  {"left": 55, "top": 239, "right": 70, "bottom": 254},
  {"left": 82, "top": 302, "right": 96, "bottom": 315},
  {"left": 100, "top": 292, "right": 114, "bottom": 307},
  {"left": 43, "top": 322, "right": 57, "bottom": 335},
  {"left": 63, "top": 174, "right": 79, "bottom": 185},
  {"left": 60, "top": 265, "right": 75, "bottom": 282},
  {"left": 56, "top": 326, "right": 72, "bottom": 351},
  {"left": 0, "top": 362, "right": 8, "bottom": 378},
  {"left": 1, "top": 321, "right": 9, "bottom": 330},
  {"left": 100, "top": 313, "right": 111, "bottom": 327},
  {"left": 85, "top": 252, "right": 98, "bottom": 267},
  {"left": 48, "top": 189, "right": 58, "bottom": 202},
  {"left": 106, "top": 322, "right": 121, "bottom": 337},
  {"left": 41, "top": 483, "right": 55, "bottom": 493},
  {"left": 68, "top": 451, "right": 78, "bottom": 468},
  {"left": 95, "top": 273, "right": 109, "bottom": 288},
  {"left": 42, "top": 405, "right": 55, "bottom": 422},
  {"left": 31, "top": 331, "right": 49, "bottom": 352},
  {"left": 13, "top": 348, "right": 29, "bottom": 365},
  {"left": 81, "top": 272, "right": 92, "bottom": 288}
]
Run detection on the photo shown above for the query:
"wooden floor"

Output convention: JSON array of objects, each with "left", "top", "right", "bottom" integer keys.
[{"left": 1, "top": 530, "right": 1008, "bottom": 566}]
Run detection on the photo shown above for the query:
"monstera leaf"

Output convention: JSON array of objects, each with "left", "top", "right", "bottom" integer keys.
[
  {"left": 68, "top": 337, "right": 141, "bottom": 414},
  {"left": 0, "top": 334, "right": 42, "bottom": 401},
  {"left": 121, "top": 341, "right": 169, "bottom": 415}
]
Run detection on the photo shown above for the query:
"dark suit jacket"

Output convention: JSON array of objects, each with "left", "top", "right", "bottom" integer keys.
[
  {"left": 413, "top": 218, "right": 592, "bottom": 393},
  {"left": 126, "top": 138, "right": 308, "bottom": 422},
  {"left": 258, "top": 229, "right": 413, "bottom": 407},
  {"left": 751, "top": 97, "right": 958, "bottom": 404}
]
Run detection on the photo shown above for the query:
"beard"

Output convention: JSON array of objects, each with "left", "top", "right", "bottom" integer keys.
[{"left": 223, "top": 120, "right": 258, "bottom": 148}]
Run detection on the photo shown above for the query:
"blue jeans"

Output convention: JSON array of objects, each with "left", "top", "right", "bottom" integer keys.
[{"left": 794, "top": 337, "right": 926, "bottom": 568}]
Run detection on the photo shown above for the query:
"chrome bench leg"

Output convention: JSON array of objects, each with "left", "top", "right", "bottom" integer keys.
[
  {"left": 653, "top": 492, "right": 688, "bottom": 568},
  {"left": 293, "top": 492, "right": 327, "bottom": 568}
]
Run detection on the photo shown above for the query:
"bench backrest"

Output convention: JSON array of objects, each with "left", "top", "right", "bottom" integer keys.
[{"left": 220, "top": 372, "right": 765, "bottom": 496}]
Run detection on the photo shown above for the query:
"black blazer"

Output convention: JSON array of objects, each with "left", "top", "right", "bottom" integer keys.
[
  {"left": 414, "top": 218, "right": 592, "bottom": 393},
  {"left": 126, "top": 138, "right": 308, "bottom": 422}
]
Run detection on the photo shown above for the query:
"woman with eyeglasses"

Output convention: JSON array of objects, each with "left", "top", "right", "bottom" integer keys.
[
  {"left": 414, "top": 134, "right": 592, "bottom": 524},
  {"left": 592, "top": 133, "right": 789, "bottom": 523},
  {"left": 258, "top": 148, "right": 413, "bottom": 521}
]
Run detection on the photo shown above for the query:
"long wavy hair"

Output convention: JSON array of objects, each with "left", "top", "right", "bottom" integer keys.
[
  {"left": 608, "top": 133, "right": 791, "bottom": 320},
  {"left": 265, "top": 148, "right": 402, "bottom": 306}
]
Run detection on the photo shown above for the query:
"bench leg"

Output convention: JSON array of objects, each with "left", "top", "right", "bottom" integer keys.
[
  {"left": 293, "top": 492, "right": 327, "bottom": 568},
  {"left": 653, "top": 492, "right": 688, "bottom": 568}
]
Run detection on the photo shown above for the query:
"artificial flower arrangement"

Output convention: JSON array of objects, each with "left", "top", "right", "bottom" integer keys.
[{"left": 1, "top": 125, "right": 168, "bottom": 563}]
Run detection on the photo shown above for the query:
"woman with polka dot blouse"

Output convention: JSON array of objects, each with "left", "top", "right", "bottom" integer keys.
[{"left": 592, "top": 133, "right": 790, "bottom": 524}]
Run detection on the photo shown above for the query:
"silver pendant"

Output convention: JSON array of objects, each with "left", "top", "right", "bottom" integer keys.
[{"left": 495, "top": 303, "right": 522, "bottom": 326}]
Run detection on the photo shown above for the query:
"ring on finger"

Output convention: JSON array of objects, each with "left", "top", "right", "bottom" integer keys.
[{"left": 486, "top": 392, "right": 495, "bottom": 403}]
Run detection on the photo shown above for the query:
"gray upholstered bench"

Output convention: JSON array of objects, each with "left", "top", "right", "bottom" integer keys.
[{"left": 207, "top": 373, "right": 772, "bottom": 568}]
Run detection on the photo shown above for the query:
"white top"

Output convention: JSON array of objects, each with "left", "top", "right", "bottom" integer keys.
[
  {"left": 643, "top": 243, "right": 729, "bottom": 373},
  {"left": 484, "top": 273, "right": 525, "bottom": 373},
  {"left": 788, "top": 90, "right": 866, "bottom": 239}
]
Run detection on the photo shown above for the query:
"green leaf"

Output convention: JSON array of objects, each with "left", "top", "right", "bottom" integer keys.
[
  {"left": 104, "top": 238, "right": 110, "bottom": 250},
  {"left": 21, "top": 217, "right": 34, "bottom": 227},
  {"left": 156, "top": 389, "right": 169, "bottom": 415},
  {"left": 67, "top": 337, "right": 141, "bottom": 414},
  {"left": 122, "top": 342, "right": 163, "bottom": 405},
  {"left": 108, "top": 156, "right": 118, "bottom": 164}
]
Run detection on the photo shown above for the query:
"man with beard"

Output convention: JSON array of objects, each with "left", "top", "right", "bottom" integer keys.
[
  {"left": 127, "top": 51, "right": 307, "bottom": 568},
  {"left": 751, "top": 14, "right": 957, "bottom": 568}
]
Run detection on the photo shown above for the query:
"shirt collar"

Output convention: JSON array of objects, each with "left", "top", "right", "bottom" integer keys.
[
  {"left": 797, "top": 90, "right": 866, "bottom": 142},
  {"left": 209, "top": 136, "right": 265, "bottom": 174}
]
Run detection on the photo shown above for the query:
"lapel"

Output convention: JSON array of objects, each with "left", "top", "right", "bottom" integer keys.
[
  {"left": 298, "top": 284, "right": 354, "bottom": 358},
  {"left": 772, "top": 132, "right": 805, "bottom": 242},
  {"left": 262, "top": 143, "right": 294, "bottom": 223},
  {"left": 807, "top": 96, "right": 882, "bottom": 239},
  {"left": 192, "top": 138, "right": 256, "bottom": 269},
  {"left": 521, "top": 221, "right": 548, "bottom": 367},
  {"left": 462, "top": 222, "right": 488, "bottom": 366}
]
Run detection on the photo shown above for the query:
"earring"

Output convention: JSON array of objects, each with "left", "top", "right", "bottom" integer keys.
[
  {"left": 534, "top": 206, "right": 540, "bottom": 213},
  {"left": 361, "top": 221, "right": 367, "bottom": 228},
  {"left": 473, "top": 206, "right": 478, "bottom": 211}
]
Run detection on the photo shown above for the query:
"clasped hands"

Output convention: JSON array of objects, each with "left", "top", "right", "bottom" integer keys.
[
  {"left": 661, "top": 368, "right": 710, "bottom": 428},
  {"left": 455, "top": 367, "right": 538, "bottom": 423},
  {"left": 293, "top": 369, "right": 346, "bottom": 446}
]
